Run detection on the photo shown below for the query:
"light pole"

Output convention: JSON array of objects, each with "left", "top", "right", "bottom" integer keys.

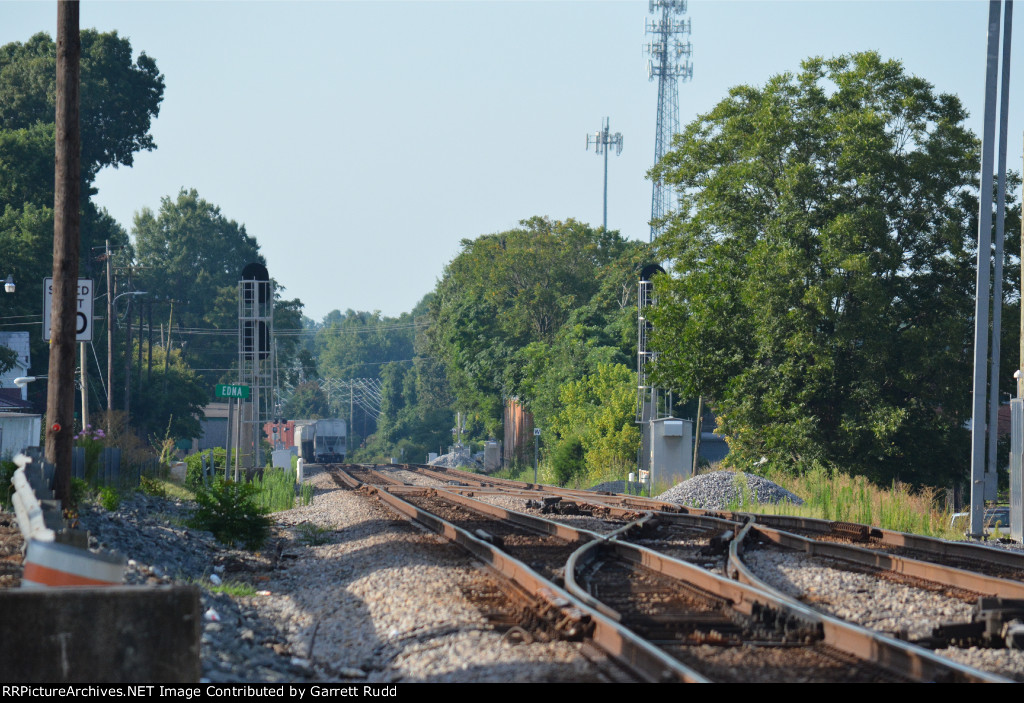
[{"left": 103, "top": 290, "right": 146, "bottom": 424}]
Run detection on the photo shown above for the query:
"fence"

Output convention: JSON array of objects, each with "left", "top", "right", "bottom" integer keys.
[{"left": 70, "top": 447, "right": 156, "bottom": 490}]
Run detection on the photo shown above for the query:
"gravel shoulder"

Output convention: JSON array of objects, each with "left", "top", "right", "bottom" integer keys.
[{"left": 1, "top": 466, "right": 606, "bottom": 683}]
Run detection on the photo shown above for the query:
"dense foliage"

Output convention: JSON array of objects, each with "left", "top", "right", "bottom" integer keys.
[
  {"left": 430, "top": 217, "right": 648, "bottom": 437},
  {"left": 649, "top": 51, "right": 1020, "bottom": 485},
  {"left": 0, "top": 30, "right": 163, "bottom": 413}
]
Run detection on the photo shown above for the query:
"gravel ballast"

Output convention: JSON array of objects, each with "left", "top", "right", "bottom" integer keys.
[
  {"left": 656, "top": 470, "right": 804, "bottom": 510},
  {"left": 1, "top": 466, "right": 606, "bottom": 683}
]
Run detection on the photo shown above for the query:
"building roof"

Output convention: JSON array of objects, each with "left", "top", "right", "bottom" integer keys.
[{"left": 0, "top": 389, "right": 32, "bottom": 411}]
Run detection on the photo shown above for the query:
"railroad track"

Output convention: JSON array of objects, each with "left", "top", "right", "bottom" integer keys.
[{"left": 328, "top": 464, "right": 1009, "bottom": 682}]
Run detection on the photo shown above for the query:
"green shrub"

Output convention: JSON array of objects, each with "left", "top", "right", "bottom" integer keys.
[
  {"left": 139, "top": 475, "right": 167, "bottom": 498},
  {"left": 189, "top": 478, "right": 272, "bottom": 550},
  {"left": 98, "top": 486, "right": 121, "bottom": 511},
  {"left": 0, "top": 460, "right": 16, "bottom": 510},
  {"left": 70, "top": 477, "right": 90, "bottom": 508},
  {"left": 184, "top": 448, "right": 230, "bottom": 489},
  {"left": 550, "top": 436, "right": 585, "bottom": 486}
]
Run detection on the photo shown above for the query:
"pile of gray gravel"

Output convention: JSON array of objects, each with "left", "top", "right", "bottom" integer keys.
[
  {"left": 656, "top": 470, "right": 804, "bottom": 511},
  {"left": 428, "top": 450, "right": 480, "bottom": 470}
]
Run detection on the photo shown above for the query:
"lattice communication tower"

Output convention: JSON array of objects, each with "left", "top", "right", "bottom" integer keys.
[{"left": 646, "top": 0, "right": 692, "bottom": 241}]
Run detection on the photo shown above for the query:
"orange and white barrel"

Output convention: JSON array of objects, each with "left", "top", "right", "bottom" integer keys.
[{"left": 22, "top": 539, "right": 125, "bottom": 588}]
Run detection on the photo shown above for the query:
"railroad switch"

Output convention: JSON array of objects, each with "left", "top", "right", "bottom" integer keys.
[
  {"left": 927, "top": 597, "right": 1024, "bottom": 649},
  {"left": 698, "top": 530, "right": 734, "bottom": 556},
  {"left": 534, "top": 586, "right": 595, "bottom": 640}
]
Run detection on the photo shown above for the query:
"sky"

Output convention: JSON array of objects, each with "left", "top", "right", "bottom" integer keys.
[{"left": 2, "top": 0, "right": 1022, "bottom": 323}]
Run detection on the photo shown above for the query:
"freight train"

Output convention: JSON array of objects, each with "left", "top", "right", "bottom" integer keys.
[{"left": 294, "top": 418, "right": 347, "bottom": 463}]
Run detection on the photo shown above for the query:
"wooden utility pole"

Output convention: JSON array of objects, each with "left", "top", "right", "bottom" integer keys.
[
  {"left": 46, "top": 0, "right": 81, "bottom": 506},
  {"left": 106, "top": 238, "right": 113, "bottom": 422}
]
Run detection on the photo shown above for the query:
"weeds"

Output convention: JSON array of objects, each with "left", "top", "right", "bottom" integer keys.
[
  {"left": 295, "top": 523, "right": 333, "bottom": 546},
  {"left": 139, "top": 475, "right": 167, "bottom": 498},
  {"left": 154, "top": 511, "right": 189, "bottom": 529},
  {"left": 190, "top": 576, "right": 258, "bottom": 597},
  {"left": 98, "top": 486, "right": 121, "bottom": 511},
  {"left": 747, "top": 468, "right": 959, "bottom": 539},
  {"left": 252, "top": 469, "right": 301, "bottom": 513}
]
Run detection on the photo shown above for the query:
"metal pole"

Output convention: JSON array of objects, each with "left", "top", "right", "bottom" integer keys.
[
  {"left": 1020, "top": 129, "right": 1024, "bottom": 399},
  {"left": 603, "top": 120, "right": 609, "bottom": 231},
  {"left": 692, "top": 395, "right": 703, "bottom": 476},
  {"left": 46, "top": 0, "right": 81, "bottom": 507},
  {"left": 80, "top": 342, "right": 87, "bottom": 432},
  {"left": 970, "top": 0, "right": 1003, "bottom": 538},
  {"left": 123, "top": 295, "right": 132, "bottom": 419},
  {"left": 225, "top": 397, "right": 233, "bottom": 481},
  {"left": 147, "top": 302, "right": 153, "bottom": 383},
  {"left": 987, "top": 0, "right": 1014, "bottom": 496},
  {"left": 534, "top": 431, "right": 538, "bottom": 484}
]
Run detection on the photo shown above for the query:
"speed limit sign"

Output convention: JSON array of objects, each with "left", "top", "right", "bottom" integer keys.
[{"left": 43, "top": 278, "right": 93, "bottom": 342}]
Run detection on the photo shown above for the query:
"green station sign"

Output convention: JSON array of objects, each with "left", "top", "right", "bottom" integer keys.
[{"left": 215, "top": 383, "right": 250, "bottom": 399}]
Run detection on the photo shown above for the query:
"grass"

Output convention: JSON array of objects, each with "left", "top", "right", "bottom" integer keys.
[
  {"left": 722, "top": 467, "right": 961, "bottom": 540},
  {"left": 252, "top": 468, "right": 302, "bottom": 513},
  {"left": 191, "top": 575, "right": 259, "bottom": 597},
  {"left": 295, "top": 522, "right": 333, "bottom": 546},
  {"left": 154, "top": 511, "right": 190, "bottom": 529}
]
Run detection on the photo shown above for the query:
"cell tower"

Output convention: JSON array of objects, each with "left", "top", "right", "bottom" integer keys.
[
  {"left": 646, "top": 0, "right": 692, "bottom": 241},
  {"left": 586, "top": 117, "right": 624, "bottom": 231}
]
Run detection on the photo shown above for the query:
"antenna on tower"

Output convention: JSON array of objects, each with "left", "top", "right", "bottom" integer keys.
[
  {"left": 646, "top": 0, "right": 692, "bottom": 241},
  {"left": 586, "top": 116, "right": 624, "bottom": 232}
]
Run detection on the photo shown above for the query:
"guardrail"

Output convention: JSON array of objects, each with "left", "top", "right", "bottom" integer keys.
[{"left": 9, "top": 449, "right": 125, "bottom": 587}]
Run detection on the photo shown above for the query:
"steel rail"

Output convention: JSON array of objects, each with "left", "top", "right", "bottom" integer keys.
[
  {"left": 337, "top": 479, "right": 709, "bottom": 682},
  {"left": 730, "top": 513, "right": 1024, "bottom": 574},
  {"left": 734, "top": 521, "right": 1024, "bottom": 599},
  {"left": 401, "top": 463, "right": 690, "bottom": 513},
  {"left": 724, "top": 521, "right": 1010, "bottom": 683}
]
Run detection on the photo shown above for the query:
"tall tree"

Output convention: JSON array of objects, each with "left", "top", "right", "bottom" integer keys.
[
  {"left": 133, "top": 188, "right": 265, "bottom": 387},
  {"left": 430, "top": 217, "right": 643, "bottom": 435},
  {"left": 0, "top": 30, "right": 163, "bottom": 183},
  {"left": 0, "top": 29, "right": 162, "bottom": 417},
  {"left": 649, "top": 51, "right": 1001, "bottom": 485}
]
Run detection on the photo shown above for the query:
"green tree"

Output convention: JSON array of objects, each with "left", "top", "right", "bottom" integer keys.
[
  {"left": 430, "top": 217, "right": 644, "bottom": 435},
  {"left": 130, "top": 343, "right": 208, "bottom": 441},
  {"left": 315, "top": 309, "right": 416, "bottom": 382},
  {"left": 649, "top": 51, "right": 998, "bottom": 485},
  {"left": 0, "top": 31, "right": 162, "bottom": 417},
  {"left": 133, "top": 188, "right": 268, "bottom": 388},
  {"left": 549, "top": 363, "right": 640, "bottom": 483},
  {"left": 0, "top": 31, "right": 164, "bottom": 183},
  {"left": 283, "top": 381, "right": 330, "bottom": 420}
]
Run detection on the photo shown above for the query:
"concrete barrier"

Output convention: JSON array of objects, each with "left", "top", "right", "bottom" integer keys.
[{"left": 0, "top": 585, "right": 201, "bottom": 682}]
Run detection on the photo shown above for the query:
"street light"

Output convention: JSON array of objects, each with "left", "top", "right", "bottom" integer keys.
[
  {"left": 106, "top": 290, "right": 146, "bottom": 418},
  {"left": 13, "top": 376, "right": 45, "bottom": 387},
  {"left": 4, "top": 275, "right": 14, "bottom": 294}
]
